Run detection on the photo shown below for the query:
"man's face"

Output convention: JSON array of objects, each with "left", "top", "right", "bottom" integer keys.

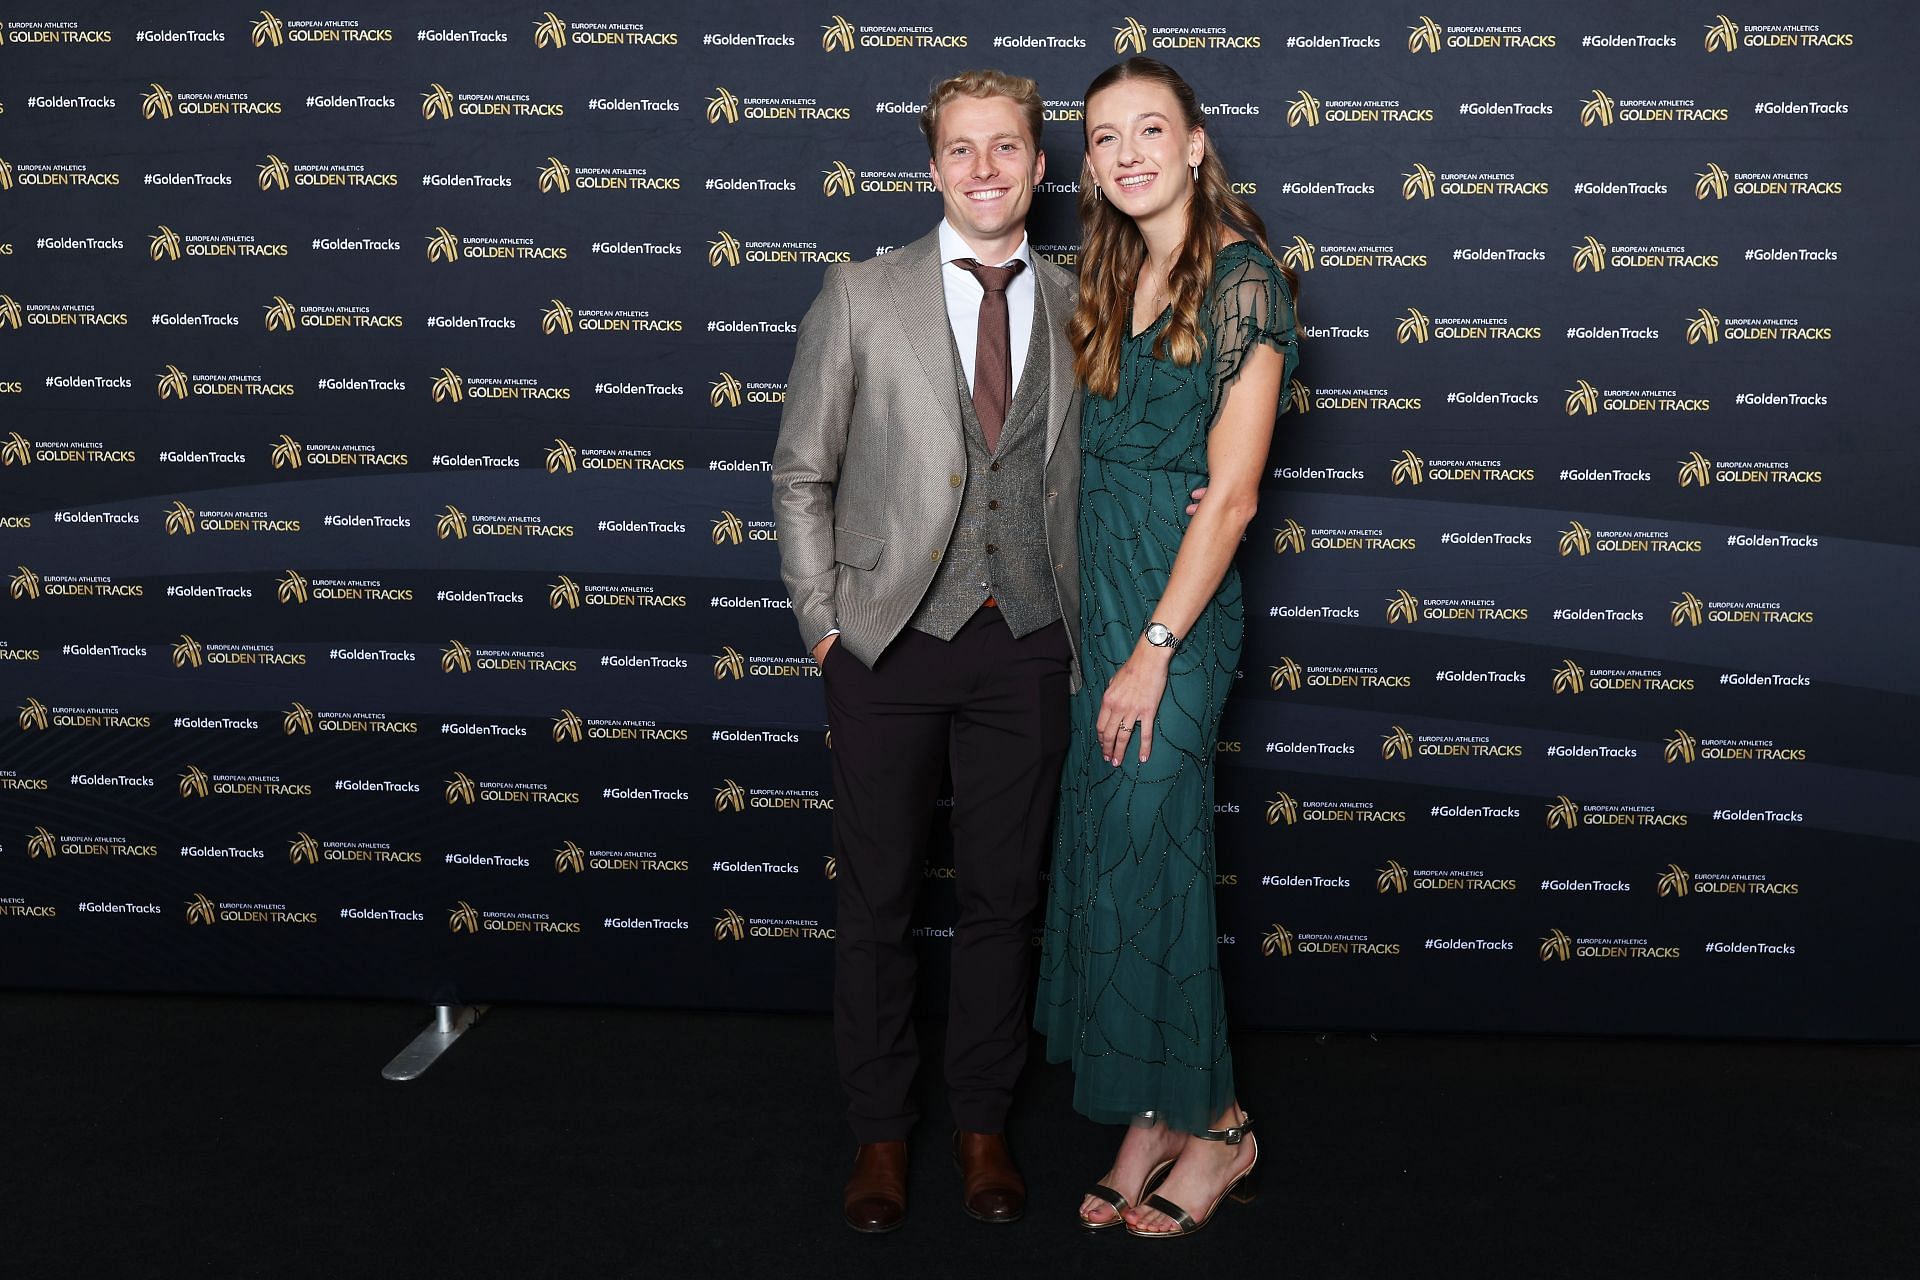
[{"left": 928, "top": 94, "right": 1044, "bottom": 252}]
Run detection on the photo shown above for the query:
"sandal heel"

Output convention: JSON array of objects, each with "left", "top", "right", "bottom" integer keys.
[{"left": 1227, "top": 1164, "right": 1261, "bottom": 1205}]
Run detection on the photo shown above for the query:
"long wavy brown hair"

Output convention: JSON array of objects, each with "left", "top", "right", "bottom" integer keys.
[{"left": 1070, "top": 57, "right": 1296, "bottom": 400}]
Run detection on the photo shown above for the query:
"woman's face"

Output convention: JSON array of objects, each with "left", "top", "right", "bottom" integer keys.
[{"left": 1084, "top": 77, "right": 1204, "bottom": 224}]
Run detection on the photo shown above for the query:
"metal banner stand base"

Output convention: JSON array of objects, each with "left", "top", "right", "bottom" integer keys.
[{"left": 382, "top": 1004, "right": 487, "bottom": 1081}]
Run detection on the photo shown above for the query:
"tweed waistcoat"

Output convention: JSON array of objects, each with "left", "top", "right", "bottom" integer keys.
[{"left": 908, "top": 311, "right": 1061, "bottom": 641}]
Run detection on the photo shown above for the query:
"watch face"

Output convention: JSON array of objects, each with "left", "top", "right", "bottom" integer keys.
[{"left": 1146, "top": 623, "right": 1173, "bottom": 646}]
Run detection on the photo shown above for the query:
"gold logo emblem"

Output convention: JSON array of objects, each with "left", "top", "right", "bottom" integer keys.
[
  {"left": 1113, "top": 16, "right": 1149, "bottom": 53},
  {"left": 440, "top": 639, "right": 474, "bottom": 673},
  {"left": 9, "top": 564, "right": 39, "bottom": 600},
  {"left": 1547, "top": 795, "right": 1580, "bottom": 830},
  {"left": 1539, "top": 929, "right": 1572, "bottom": 961},
  {"left": 554, "top": 840, "right": 586, "bottom": 874},
  {"left": 157, "top": 365, "right": 190, "bottom": 400},
  {"left": 142, "top": 83, "right": 175, "bottom": 120},
  {"left": 28, "top": 826, "right": 58, "bottom": 858},
  {"left": 289, "top": 832, "right": 319, "bottom": 864},
  {"left": 1389, "top": 449, "right": 1424, "bottom": 485},
  {"left": 710, "top": 372, "right": 743, "bottom": 408},
  {"left": 1287, "top": 379, "right": 1310, "bottom": 414},
  {"left": 0, "top": 157, "right": 12, "bottom": 191},
  {"left": 706, "top": 86, "right": 741, "bottom": 125},
  {"left": 277, "top": 569, "right": 309, "bottom": 604},
  {"left": 714, "top": 778, "right": 747, "bottom": 813},
  {"left": 823, "top": 856, "right": 837, "bottom": 880},
  {"left": 822, "top": 161, "right": 856, "bottom": 197},
  {"left": 1401, "top": 163, "right": 1436, "bottom": 201},
  {"left": 258, "top": 153, "right": 290, "bottom": 191},
  {"left": 1552, "top": 660, "right": 1586, "bottom": 695},
  {"left": 0, "top": 431, "right": 28, "bottom": 465},
  {"left": 1272, "top": 519, "right": 1307, "bottom": 554},
  {"left": 1685, "top": 308, "right": 1720, "bottom": 345},
  {"left": 445, "top": 772, "right": 477, "bottom": 805},
  {"left": 712, "top": 510, "right": 746, "bottom": 545},
  {"left": 448, "top": 900, "right": 480, "bottom": 932},
  {"left": 545, "top": 438, "right": 578, "bottom": 474},
  {"left": 1678, "top": 451, "right": 1713, "bottom": 487},
  {"left": 541, "top": 299, "right": 575, "bottom": 334},
  {"left": 283, "top": 701, "right": 315, "bottom": 735},
  {"left": 1280, "top": 236, "right": 1315, "bottom": 272},
  {"left": 1395, "top": 307, "right": 1430, "bottom": 344},
  {"left": 1269, "top": 657, "right": 1303, "bottom": 692},
  {"left": 172, "top": 634, "right": 204, "bottom": 668},
  {"left": 264, "top": 296, "right": 297, "bottom": 333},
  {"left": 714, "top": 646, "right": 747, "bottom": 680},
  {"left": 552, "top": 708, "right": 584, "bottom": 743},
  {"left": 1671, "top": 591, "right": 1704, "bottom": 628},
  {"left": 426, "top": 226, "right": 460, "bottom": 263},
  {"left": 708, "top": 230, "right": 742, "bottom": 267},
  {"left": 1658, "top": 863, "right": 1691, "bottom": 897},
  {"left": 1558, "top": 520, "right": 1593, "bottom": 557},
  {"left": 1286, "top": 89, "right": 1321, "bottom": 128},
  {"left": 1261, "top": 923, "right": 1294, "bottom": 957},
  {"left": 1704, "top": 14, "right": 1739, "bottom": 52},
  {"left": 179, "top": 765, "right": 211, "bottom": 798},
  {"left": 0, "top": 295, "right": 21, "bottom": 330},
  {"left": 1386, "top": 589, "right": 1420, "bottom": 625},
  {"left": 252, "top": 9, "right": 285, "bottom": 46},
  {"left": 1264, "top": 791, "right": 1298, "bottom": 825},
  {"left": 537, "top": 156, "right": 572, "bottom": 194},
  {"left": 435, "top": 504, "right": 469, "bottom": 540},
  {"left": 534, "top": 11, "right": 568, "bottom": 47},
  {"left": 17, "top": 695, "right": 48, "bottom": 730},
  {"left": 822, "top": 14, "right": 856, "bottom": 52},
  {"left": 1695, "top": 162, "right": 1730, "bottom": 201},
  {"left": 186, "top": 893, "right": 219, "bottom": 925},
  {"left": 163, "top": 499, "right": 197, "bottom": 534},
  {"left": 270, "top": 433, "right": 303, "bottom": 469},
  {"left": 548, "top": 574, "right": 582, "bottom": 609},
  {"left": 1565, "top": 379, "right": 1599, "bottom": 416},
  {"left": 1580, "top": 89, "right": 1615, "bottom": 128},
  {"left": 1407, "top": 15, "right": 1442, "bottom": 53},
  {"left": 1381, "top": 724, "right": 1415, "bottom": 760},
  {"left": 150, "top": 225, "right": 183, "bottom": 261},
  {"left": 1572, "top": 235, "right": 1607, "bottom": 273},
  {"left": 714, "top": 907, "right": 747, "bottom": 941},
  {"left": 1664, "top": 728, "right": 1698, "bottom": 764},
  {"left": 431, "top": 367, "right": 464, "bottom": 402},
  {"left": 1377, "top": 859, "right": 1410, "bottom": 894},
  {"left": 421, "top": 83, "right": 455, "bottom": 121}
]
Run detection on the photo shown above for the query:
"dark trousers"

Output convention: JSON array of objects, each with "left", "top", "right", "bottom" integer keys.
[{"left": 822, "top": 608, "right": 1072, "bottom": 1143}]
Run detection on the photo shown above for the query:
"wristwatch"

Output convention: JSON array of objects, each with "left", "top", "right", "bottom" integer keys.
[{"left": 1143, "top": 622, "right": 1180, "bottom": 651}]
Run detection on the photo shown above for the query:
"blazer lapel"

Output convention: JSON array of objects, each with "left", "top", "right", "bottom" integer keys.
[
  {"left": 1037, "top": 266, "right": 1074, "bottom": 460},
  {"left": 887, "top": 229, "right": 963, "bottom": 440}
]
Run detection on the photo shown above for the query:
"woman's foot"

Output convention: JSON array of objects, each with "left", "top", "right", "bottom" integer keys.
[
  {"left": 1079, "top": 1119, "right": 1188, "bottom": 1227},
  {"left": 1124, "top": 1106, "right": 1256, "bottom": 1235}
]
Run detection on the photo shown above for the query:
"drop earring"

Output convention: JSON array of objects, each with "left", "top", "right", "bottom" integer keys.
[{"left": 1191, "top": 163, "right": 1199, "bottom": 182}]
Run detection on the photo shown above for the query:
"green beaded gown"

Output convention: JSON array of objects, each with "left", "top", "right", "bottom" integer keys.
[{"left": 1036, "top": 242, "right": 1298, "bottom": 1133}]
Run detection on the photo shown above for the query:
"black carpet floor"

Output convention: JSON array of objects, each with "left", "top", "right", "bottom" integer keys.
[{"left": 2, "top": 991, "right": 1913, "bottom": 1279}]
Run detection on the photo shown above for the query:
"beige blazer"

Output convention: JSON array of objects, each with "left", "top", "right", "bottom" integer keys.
[{"left": 771, "top": 225, "right": 1082, "bottom": 682}]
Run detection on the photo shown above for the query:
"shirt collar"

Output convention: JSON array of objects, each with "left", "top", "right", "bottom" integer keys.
[{"left": 938, "top": 219, "right": 1032, "bottom": 272}]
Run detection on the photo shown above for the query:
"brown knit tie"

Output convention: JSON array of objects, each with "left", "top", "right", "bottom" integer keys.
[{"left": 955, "top": 257, "right": 1025, "bottom": 453}]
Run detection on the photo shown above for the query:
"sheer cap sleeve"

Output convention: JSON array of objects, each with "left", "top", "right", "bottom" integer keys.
[{"left": 1206, "top": 244, "right": 1299, "bottom": 421}]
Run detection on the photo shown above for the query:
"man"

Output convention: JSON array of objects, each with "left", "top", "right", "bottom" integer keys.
[{"left": 772, "top": 69, "right": 1078, "bottom": 1233}]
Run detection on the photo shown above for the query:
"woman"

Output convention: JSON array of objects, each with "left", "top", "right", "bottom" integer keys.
[{"left": 1034, "top": 56, "right": 1298, "bottom": 1239}]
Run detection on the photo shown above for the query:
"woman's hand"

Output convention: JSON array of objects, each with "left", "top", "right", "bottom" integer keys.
[{"left": 1096, "top": 641, "right": 1176, "bottom": 765}]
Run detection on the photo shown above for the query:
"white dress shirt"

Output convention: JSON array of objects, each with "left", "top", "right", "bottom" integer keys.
[{"left": 937, "top": 219, "right": 1036, "bottom": 402}]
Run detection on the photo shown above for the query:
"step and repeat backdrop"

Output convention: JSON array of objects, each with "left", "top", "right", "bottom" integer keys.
[{"left": 1, "top": 2, "right": 1914, "bottom": 1037}]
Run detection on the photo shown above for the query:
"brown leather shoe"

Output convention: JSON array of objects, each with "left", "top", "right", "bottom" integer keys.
[
  {"left": 843, "top": 1141, "right": 908, "bottom": 1233},
  {"left": 953, "top": 1130, "right": 1025, "bottom": 1223}
]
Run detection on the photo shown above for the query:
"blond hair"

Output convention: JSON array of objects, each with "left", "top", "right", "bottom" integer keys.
[{"left": 919, "top": 69, "right": 1043, "bottom": 155}]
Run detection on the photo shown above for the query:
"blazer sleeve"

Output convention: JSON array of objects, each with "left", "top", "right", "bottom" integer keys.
[{"left": 771, "top": 263, "right": 855, "bottom": 649}]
